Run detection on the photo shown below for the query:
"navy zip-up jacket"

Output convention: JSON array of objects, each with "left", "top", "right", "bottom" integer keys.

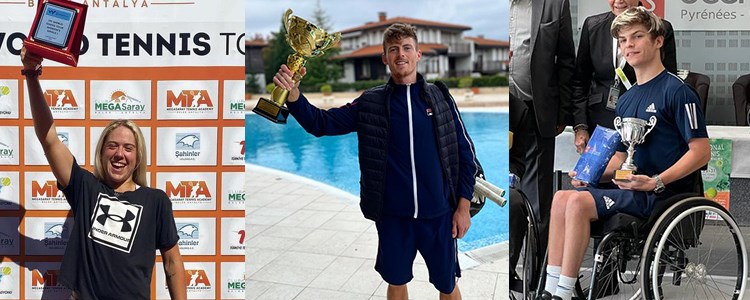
[{"left": 287, "top": 74, "right": 477, "bottom": 219}]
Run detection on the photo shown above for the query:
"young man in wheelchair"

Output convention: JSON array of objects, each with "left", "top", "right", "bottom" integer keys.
[{"left": 540, "top": 7, "right": 711, "bottom": 300}]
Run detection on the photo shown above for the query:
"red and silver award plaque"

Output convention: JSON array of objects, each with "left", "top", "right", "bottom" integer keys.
[{"left": 23, "top": 0, "right": 88, "bottom": 67}]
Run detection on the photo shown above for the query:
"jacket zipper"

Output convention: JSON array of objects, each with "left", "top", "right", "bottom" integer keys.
[{"left": 407, "top": 84, "right": 419, "bottom": 218}]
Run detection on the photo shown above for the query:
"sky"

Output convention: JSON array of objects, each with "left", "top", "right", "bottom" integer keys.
[{"left": 246, "top": 0, "right": 509, "bottom": 41}]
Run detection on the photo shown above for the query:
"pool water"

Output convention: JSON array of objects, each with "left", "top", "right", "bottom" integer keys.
[{"left": 246, "top": 112, "right": 509, "bottom": 252}]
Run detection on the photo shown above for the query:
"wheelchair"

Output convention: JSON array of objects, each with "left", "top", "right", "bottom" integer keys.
[{"left": 514, "top": 172, "right": 748, "bottom": 300}]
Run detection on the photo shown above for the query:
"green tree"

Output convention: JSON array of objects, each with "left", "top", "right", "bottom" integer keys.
[
  {"left": 263, "top": 25, "right": 293, "bottom": 84},
  {"left": 263, "top": 3, "right": 343, "bottom": 88},
  {"left": 299, "top": 0, "right": 342, "bottom": 88}
]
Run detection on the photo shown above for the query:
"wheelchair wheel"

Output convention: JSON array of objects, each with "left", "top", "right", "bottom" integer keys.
[
  {"left": 514, "top": 193, "right": 542, "bottom": 300},
  {"left": 640, "top": 197, "right": 748, "bottom": 300},
  {"left": 575, "top": 234, "right": 643, "bottom": 299}
]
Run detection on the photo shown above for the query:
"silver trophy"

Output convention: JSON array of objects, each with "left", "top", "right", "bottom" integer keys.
[{"left": 613, "top": 116, "right": 657, "bottom": 180}]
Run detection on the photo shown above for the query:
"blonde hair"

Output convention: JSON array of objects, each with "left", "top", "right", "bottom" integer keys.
[
  {"left": 93, "top": 120, "right": 148, "bottom": 187},
  {"left": 383, "top": 23, "right": 419, "bottom": 53},
  {"left": 610, "top": 6, "right": 665, "bottom": 39}
]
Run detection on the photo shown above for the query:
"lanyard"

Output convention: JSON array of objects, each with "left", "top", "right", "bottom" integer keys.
[{"left": 612, "top": 38, "right": 632, "bottom": 90}]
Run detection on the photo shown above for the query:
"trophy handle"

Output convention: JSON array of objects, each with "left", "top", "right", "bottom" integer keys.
[
  {"left": 643, "top": 116, "right": 657, "bottom": 141},
  {"left": 613, "top": 116, "right": 622, "bottom": 135},
  {"left": 283, "top": 9, "right": 293, "bottom": 34}
]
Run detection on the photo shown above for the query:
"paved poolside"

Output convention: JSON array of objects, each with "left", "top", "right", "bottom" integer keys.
[{"left": 246, "top": 164, "right": 509, "bottom": 300}]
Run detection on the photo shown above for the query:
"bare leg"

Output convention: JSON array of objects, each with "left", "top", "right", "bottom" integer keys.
[
  {"left": 560, "top": 191, "right": 598, "bottom": 278},
  {"left": 548, "top": 190, "right": 575, "bottom": 267},
  {"left": 439, "top": 282, "right": 461, "bottom": 300},
  {"left": 387, "top": 284, "right": 408, "bottom": 300}
]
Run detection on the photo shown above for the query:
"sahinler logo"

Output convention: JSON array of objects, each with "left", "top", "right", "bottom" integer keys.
[
  {"left": 44, "top": 89, "right": 78, "bottom": 111},
  {"left": 43, "top": 222, "right": 69, "bottom": 249},
  {"left": 177, "top": 223, "right": 200, "bottom": 248},
  {"left": 166, "top": 90, "right": 214, "bottom": 112},
  {"left": 186, "top": 270, "right": 211, "bottom": 289},
  {"left": 175, "top": 133, "right": 201, "bottom": 160},
  {"left": 57, "top": 132, "right": 69, "bottom": 146},
  {"left": 94, "top": 90, "right": 146, "bottom": 113},
  {"left": 89, "top": 193, "right": 143, "bottom": 253},
  {"left": 0, "top": 142, "right": 13, "bottom": 160}
]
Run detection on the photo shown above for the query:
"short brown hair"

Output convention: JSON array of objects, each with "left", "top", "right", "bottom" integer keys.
[
  {"left": 382, "top": 23, "right": 418, "bottom": 52},
  {"left": 610, "top": 6, "right": 665, "bottom": 39}
]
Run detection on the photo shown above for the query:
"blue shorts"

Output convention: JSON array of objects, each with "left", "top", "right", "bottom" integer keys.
[
  {"left": 579, "top": 187, "right": 658, "bottom": 219},
  {"left": 374, "top": 212, "right": 460, "bottom": 294}
]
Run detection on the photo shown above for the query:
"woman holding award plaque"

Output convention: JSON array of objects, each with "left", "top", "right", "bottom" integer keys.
[
  {"left": 21, "top": 48, "right": 187, "bottom": 300},
  {"left": 540, "top": 8, "right": 710, "bottom": 300},
  {"left": 570, "top": 0, "right": 677, "bottom": 155}
]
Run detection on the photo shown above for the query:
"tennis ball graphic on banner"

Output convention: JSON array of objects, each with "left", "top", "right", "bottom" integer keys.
[{"left": 0, "top": 86, "right": 10, "bottom": 96}]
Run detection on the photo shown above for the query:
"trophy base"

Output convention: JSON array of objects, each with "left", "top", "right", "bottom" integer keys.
[
  {"left": 253, "top": 97, "right": 289, "bottom": 124},
  {"left": 614, "top": 169, "right": 635, "bottom": 181}
]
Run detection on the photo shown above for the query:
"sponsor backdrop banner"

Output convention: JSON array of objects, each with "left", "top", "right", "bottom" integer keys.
[{"left": 0, "top": 1, "right": 245, "bottom": 299}]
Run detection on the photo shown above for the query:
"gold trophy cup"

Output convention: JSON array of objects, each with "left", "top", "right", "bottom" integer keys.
[{"left": 253, "top": 9, "right": 341, "bottom": 124}]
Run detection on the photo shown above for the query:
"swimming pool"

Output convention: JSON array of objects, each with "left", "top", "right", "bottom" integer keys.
[{"left": 246, "top": 112, "right": 509, "bottom": 252}]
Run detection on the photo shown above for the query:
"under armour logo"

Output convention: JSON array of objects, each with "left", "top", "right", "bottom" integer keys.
[
  {"left": 604, "top": 196, "right": 616, "bottom": 210},
  {"left": 96, "top": 205, "right": 136, "bottom": 232}
]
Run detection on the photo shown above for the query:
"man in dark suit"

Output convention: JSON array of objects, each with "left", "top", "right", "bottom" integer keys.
[
  {"left": 571, "top": 0, "right": 677, "bottom": 154},
  {"left": 509, "top": 0, "right": 576, "bottom": 255}
]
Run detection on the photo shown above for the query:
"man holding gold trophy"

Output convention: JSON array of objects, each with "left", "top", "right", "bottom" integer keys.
[
  {"left": 268, "top": 14, "right": 478, "bottom": 299},
  {"left": 539, "top": 7, "right": 710, "bottom": 300}
]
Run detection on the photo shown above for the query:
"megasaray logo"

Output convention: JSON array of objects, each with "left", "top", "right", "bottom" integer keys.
[
  {"left": 88, "top": 193, "right": 143, "bottom": 253},
  {"left": 94, "top": 90, "right": 146, "bottom": 114},
  {"left": 0, "top": 142, "right": 13, "bottom": 160}
]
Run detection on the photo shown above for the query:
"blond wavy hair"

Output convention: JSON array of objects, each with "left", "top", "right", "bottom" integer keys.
[{"left": 93, "top": 120, "right": 148, "bottom": 187}]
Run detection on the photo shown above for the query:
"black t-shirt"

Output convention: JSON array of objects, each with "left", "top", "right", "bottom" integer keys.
[{"left": 59, "top": 160, "right": 179, "bottom": 300}]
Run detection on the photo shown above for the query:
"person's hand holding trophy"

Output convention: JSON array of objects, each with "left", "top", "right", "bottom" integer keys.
[
  {"left": 253, "top": 9, "right": 341, "bottom": 124},
  {"left": 23, "top": 0, "right": 88, "bottom": 68}
]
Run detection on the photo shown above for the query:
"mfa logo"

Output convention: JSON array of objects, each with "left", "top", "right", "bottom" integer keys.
[
  {"left": 44, "top": 89, "right": 78, "bottom": 110},
  {"left": 30, "top": 268, "right": 61, "bottom": 288},
  {"left": 166, "top": 181, "right": 212, "bottom": 201},
  {"left": 88, "top": 193, "right": 143, "bottom": 253},
  {"left": 94, "top": 90, "right": 146, "bottom": 114},
  {"left": 177, "top": 223, "right": 200, "bottom": 248},
  {"left": 31, "top": 180, "right": 65, "bottom": 201},
  {"left": 186, "top": 270, "right": 211, "bottom": 289},
  {"left": 0, "top": 142, "right": 13, "bottom": 160},
  {"left": 175, "top": 133, "right": 201, "bottom": 161},
  {"left": 167, "top": 90, "right": 214, "bottom": 111}
]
